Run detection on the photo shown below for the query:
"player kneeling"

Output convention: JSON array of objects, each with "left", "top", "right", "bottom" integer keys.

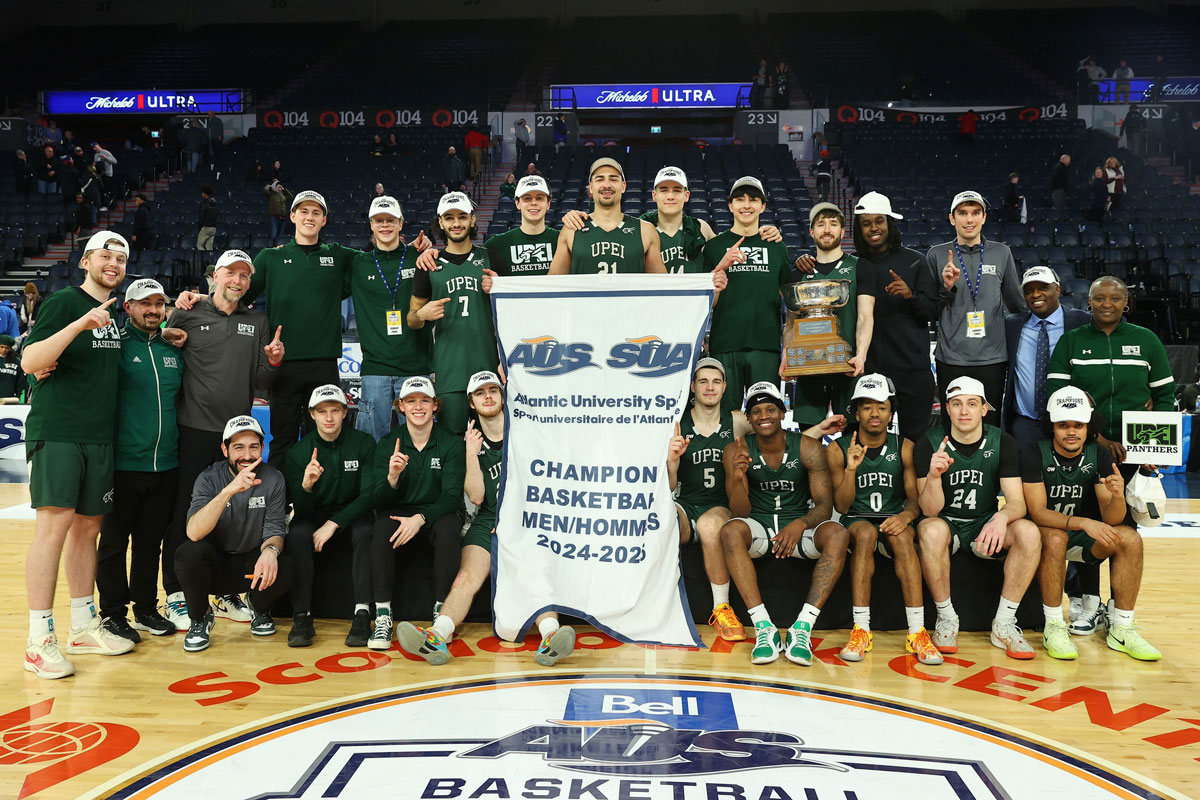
[
  {"left": 1024, "top": 387, "right": 1160, "bottom": 661},
  {"left": 720, "top": 382, "right": 849, "bottom": 666},
  {"left": 396, "top": 372, "right": 576, "bottom": 667},
  {"left": 826, "top": 375, "right": 942, "bottom": 665}
]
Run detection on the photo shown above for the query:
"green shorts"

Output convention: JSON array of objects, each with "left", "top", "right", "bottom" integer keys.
[
  {"left": 1065, "top": 529, "right": 1106, "bottom": 565},
  {"left": 28, "top": 440, "right": 114, "bottom": 517},
  {"left": 437, "top": 391, "right": 469, "bottom": 435},
  {"left": 733, "top": 513, "right": 829, "bottom": 560},
  {"left": 942, "top": 515, "right": 1003, "bottom": 560},
  {"left": 791, "top": 372, "right": 853, "bottom": 429},
  {"left": 675, "top": 499, "right": 725, "bottom": 545},
  {"left": 711, "top": 350, "right": 780, "bottom": 413},
  {"left": 462, "top": 513, "right": 494, "bottom": 553}
]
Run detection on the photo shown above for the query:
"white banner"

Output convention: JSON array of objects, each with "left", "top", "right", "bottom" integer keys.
[
  {"left": 490, "top": 275, "right": 711, "bottom": 647},
  {"left": 1121, "top": 410, "right": 1184, "bottom": 466},
  {"left": 0, "top": 404, "right": 30, "bottom": 460}
]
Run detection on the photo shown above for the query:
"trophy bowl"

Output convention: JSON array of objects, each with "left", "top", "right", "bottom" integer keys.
[{"left": 782, "top": 279, "right": 851, "bottom": 315}]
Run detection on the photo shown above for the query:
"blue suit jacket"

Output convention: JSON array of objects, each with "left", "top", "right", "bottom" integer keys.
[{"left": 1003, "top": 307, "right": 1091, "bottom": 431}]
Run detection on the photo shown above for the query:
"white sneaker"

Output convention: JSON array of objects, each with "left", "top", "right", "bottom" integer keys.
[
  {"left": 163, "top": 592, "right": 189, "bottom": 631},
  {"left": 1068, "top": 597, "right": 1083, "bottom": 623},
  {"left": 24, "top": 635, "right": 75, "bottom": 679},
  {"left": 64, "top": 617, "right": 135, "bottom": 656},
  {"left": 212, "top": 594, "right": 253, "bottom": 623}
]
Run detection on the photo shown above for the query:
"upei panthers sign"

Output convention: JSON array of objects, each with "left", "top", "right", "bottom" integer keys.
[{"left": 1122, "top": 411, "right": 1184, "bottom": 466}]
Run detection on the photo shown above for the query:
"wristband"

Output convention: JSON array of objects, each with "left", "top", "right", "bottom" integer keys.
[{"left": 263, "top": 543, "right": 280, "bottom": 555}]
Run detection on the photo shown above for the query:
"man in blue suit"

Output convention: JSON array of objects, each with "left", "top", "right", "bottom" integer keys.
[{"left": 1003, "top": 266, "right": 1091, "bottom": 448}]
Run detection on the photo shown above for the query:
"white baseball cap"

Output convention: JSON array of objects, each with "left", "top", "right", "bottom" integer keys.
[
  {"left": 728, "top": 176, "right": 766, "bottom": 199},
  {"left": 851, "top": 373, "right": 895, "bottom": 403},
  {"left": 744, "top": 380, "right": 786, "bottom": 412},
  {"left": 368, "top": 195, "right": 404, "bottom": 221},
  {"left": 1047, "top": 386, "right": 1093, "bottom": 423},
  {"left": 308, "top": 383, "right": 347, "bottom": 409},
  {"left": 215, "top": 249, "right": 255, "bottom": 273},
  {"left": 291, "top": 190, "right": 328, "bottom": 213},
  {"left": 467, "top": 370, "right": 503, "bottom": 394},
  {"left": 1021, "top": 265, "right": 1060, "bottom": 287},
  {"left": 692, "top": 356, "right": 725, "bottom": 378},
  {"left": 83, "top": 230, "right": 130, "bottom": 256},
  {"left": 399, "top": 376, "right": 437, "bottom": 399},
  {"left": 124, "top": 278, "right": 167, "bottom": 303},
  {"left": 950, "top": 190, "right": 987, "bottom": 213},
  {"left": 436, "top": 192, "right": 474, "bottom": 216},
  {"left": 945, "top": 376, "right": 989, "bottom": 405},
  {"left": 653, "top": 166, "right": 688, "bottom": 189},
  {"left": 222, "top": 414, "right": 264, "bottom": 442},
  {"left": 588, "top": 157, "right": 625, "bottom": 180},
  {"left": 854, "top": 191, "right": 903, "bottom": 220},
  {"left": 515, "top": 175, "right": 551, "bottom": 198}
]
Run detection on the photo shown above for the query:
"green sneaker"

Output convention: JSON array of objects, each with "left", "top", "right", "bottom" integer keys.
[
  {"left": 1107, "top": 622, "right": 1162, "bottom": 662},
  {"left": 785, "top": 621, "right": 814, "bottom": 666},
  {"left": 750, "top": 620, "right": 782, "bottom": 665},
  {"left": 1042, "top": 618, "right": 1078, "bottom": 660}
]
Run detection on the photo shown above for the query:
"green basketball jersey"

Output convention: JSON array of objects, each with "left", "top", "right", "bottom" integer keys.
[
  {"left": 484, "top": 227, "right": 558, "bottom": 276},
  {"left": 704, "top": 231, "right": 790, "bottom": 353},
  {"left": 425, "top": 247, "right": 496, "bottom": 392},
  {"left": 840, "top": 431, "right": 907, "bottom": 516},
  {"left": 796, "top": 253, "right": 860, "bottom": 350},
  {"left": 473, "top": 435, "right": 505, "bottom": 528},
  {"left": 1036, "top": 440, "right": 1100, "bottom": 519},
  {"left": 677, "top": 409, "right": 735, "bottom": 507},
  {"left": 928, "top": 424, "right": 1003, "bottom": 520},
  {"left": 658, "top": 226, "right": 704, "bottom": 274},
  {"left": 570, "top": 214, "right": 644, "bottom": 274},
  {"left": 745, "top": 430, "right": 812, "bottom": 518}
]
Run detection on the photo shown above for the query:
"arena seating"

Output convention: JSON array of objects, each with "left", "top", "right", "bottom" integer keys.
[{"left": 553, "top": 16, "right": 747, "bottom": 84}]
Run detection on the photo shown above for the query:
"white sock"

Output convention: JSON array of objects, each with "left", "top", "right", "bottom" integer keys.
[
  {"left": 1110, "top": 606, "right": 1134, "bottom": 628},
  {"left": 70, "top": 595, "right": 97, "bottom": 630},
  {"left": 354, "top": 603, "right": 369, "bottom": 614},
  {"left": 711, "top": 582, "right": 730, "bottom": 606},
  {"left": 376, "top": 601, "right": 391, "bottom": 617},
  {"left": 537, "top": 617, "right": 559, "bottom": 638},
  {"left": 1080, "top": 594, "right": 1101, "bottom": 614},
  {"left": 935, "top": 597, "right": 957, "bottom": 620},
  {"left": 852, "top": 606, "right": 870, "bottom": 632},
  {"left": 994, "top": 596, "right": 1019, "bottom": 627},
  {"left": 747, "top": 603, "right": 772, "bottom": 627},
  {"left": 904, "top": 607, "right": 924, "bottom": 635},
  {"left": 796, "top": 603, "right": 820, "bottom": 628},
  {"left": 29, "top": 609, "right": 53, "bottom": 639},
  {"left": 432, "top": 614, "right": 455, "bottom": 640},
  {"left": 1043, "top": 603, "right": 1065, "bottom": 624}
]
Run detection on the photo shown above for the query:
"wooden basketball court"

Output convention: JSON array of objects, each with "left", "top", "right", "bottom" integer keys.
[{"left": 1, "top": 479, "right": 1198, "bottom": 800}]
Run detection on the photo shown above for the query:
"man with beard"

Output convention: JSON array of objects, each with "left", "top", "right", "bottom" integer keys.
[
  {"left": 164, "top": 250, "right": 284, "bottom": 630},
  {"left": 96, "top": 280, "right": 184, "bottom": 643},
  {"left": 408, "top": 193, "right": 499, "bottom": 434},
  {"left": 176, "top": 415, "right": 292, "bottom": 652},
  {"left": 21, "top": 231, "right": 134, "bottom": 678},
  {"left": 397, "top": 372, "right": 577, "bottom": 667}
]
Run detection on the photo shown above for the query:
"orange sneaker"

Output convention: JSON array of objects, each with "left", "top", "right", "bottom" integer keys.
[
  {"left": 839, "top": 624, "right": 873, "bottom": 662},
  {"left": 905, "top": 627, "right": 944, "bottom": 666},
  {"left": 708, "top": 604, "right": 746, "bottom": 641}
]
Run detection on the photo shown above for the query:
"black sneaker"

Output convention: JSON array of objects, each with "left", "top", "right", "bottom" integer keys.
[
  {"left": 103, "top": 615, "right": 141, "bottom": 644},
  {"left": 288, "top": 613, "right": 314, "bottom": 647},
  {"left": 183, "top": 612, "right": 215, "bottom": 652},
  {"left": 250, "top": 608, "right": 276, "bottom": 636},
  {"left": 131, "top": 606, "right": 175, "bottom": 636},
  {"left": 345, "top": 609, "right": 371, "bottom": 647}
]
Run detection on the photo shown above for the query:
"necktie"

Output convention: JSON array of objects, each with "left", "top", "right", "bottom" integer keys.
[{"left": 1034, "top": 320, "right": 1050, "bottom": 418}]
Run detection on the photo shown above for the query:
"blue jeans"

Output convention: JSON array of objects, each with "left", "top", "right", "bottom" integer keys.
[
  {"left": 188, "top": 151, "right": 201, "bottom": 173},
  {"left": 269, "top": 216, "right": 284, "bottom": 241},
  {"left": 356, "top": 374, "right": 420, "bottom": 441},
  {"left": 37, "top": 180, "right": 55, "bottom": 194}
]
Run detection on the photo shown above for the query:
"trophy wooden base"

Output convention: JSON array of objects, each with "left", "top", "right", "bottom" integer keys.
[{"left": 782, "top": 315, "right": 853, "bottom": 377}]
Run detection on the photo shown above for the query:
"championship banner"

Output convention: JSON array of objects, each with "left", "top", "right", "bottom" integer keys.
[{"left": 489, "top": 275, "right": 711, "bottom": 647}]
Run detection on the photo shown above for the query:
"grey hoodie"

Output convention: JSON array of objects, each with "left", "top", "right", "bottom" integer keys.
[{"left": 924, "top": 237, "right": 1023, "bottom": 366}]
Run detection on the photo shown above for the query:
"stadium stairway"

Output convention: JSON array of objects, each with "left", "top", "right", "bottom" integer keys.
[
  {"left": 1144, "top": 155, "right": 1199, "bottom": 199},
  {"left": 796, "top": 157, "right": 856, "bottom": 247},
  {"left": 469, "top": 160, "right": 515, "bottom": 241}
]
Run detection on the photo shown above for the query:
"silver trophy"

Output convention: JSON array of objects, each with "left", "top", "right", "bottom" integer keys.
[{"left": 781, "top": 279, "right": 852, "bottom": 376}]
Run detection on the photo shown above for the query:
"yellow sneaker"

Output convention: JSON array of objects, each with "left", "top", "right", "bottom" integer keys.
[
  {"left": 708, "top": 603, "right": 746, "bottom": 641},
  {"left": 905, "top": 627, "right": 944, "bottom": 665},
  {"left": 839, "top": 624, "right": 873, "bottom": 662}
]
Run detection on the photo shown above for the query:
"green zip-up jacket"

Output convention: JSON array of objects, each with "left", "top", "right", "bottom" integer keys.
[
  {"left": 246, "top": 239, "right": 358, "bottom": 361},
  {"left": 1045, "top": 318, "right": 1175, "bottom": 441},
  {"left": 373, "top": 422, "right": 465, "bottom": 521},
  {"left": 114, "top": 322, "right": 184, "bottom": 472},
  {"left": 285, "top": 426, "right": 377, "bottom": 527}
]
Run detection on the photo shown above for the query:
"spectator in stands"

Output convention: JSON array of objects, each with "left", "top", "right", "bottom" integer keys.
[
  {"left": 552, "top": 113, "right": 568, "bottom": 151},
  {"left": 958, "top": 109, "right": 979, "bottom": 146},
  {"left": 61, "top": 128, "right": 77, "bottom": 155},
  {"left": 36, "top": 145, "right": 58, "bottom": 195},
  {"left": 71, "top": 145, "right": 87, "bottom": 169},
  {"left": 81, "top": 165, "right": 103, "bottom": 221},
  {"left": 247, "top": 161, "right": 265, "bottom": 183},
  {"left": 126, "top": 126, "right": 150, "bottom": 152},
  {"left": 499, "top": 172, "right": 517, "bottom": 200},
  {"left": 1104, "top": 157, "right": 1126, "bottom": 212},
  {"left": 271, "top": 160, "right": 287, "bottom": 182},
  {"left": 1003, "top": 173, "right": 1023, "bottom": 223},
  {"left": 809, "top": 151, "right": 832, "bottom": 202},
  {"left": 131, "top": 194, "right": 157, "bottom": 252},
  {"left": 197, "top": 186, "right": 218, "bottom": 252},
  {"left": 57, "top": 156, "right": 80, "bottom": 207},
  {"left": 464, "top": 127, "right": 488, "bottom": 181},
  {"left": 264, "top": 180, "right": 294, "bottom": 242},
  {"left": 514, "top": 118, "right": 531, "bottom": 166},
  {"left": 369, "top": 133, "right": 388, "bottom": 157},
  {"left": 1151, "top": 54, "right": 1167, "bottom": 102},
  {"left": 0, "top": 335, "right": 22, "bottom": 401},
  {"left": 1113, "top": 59, "right": 1134, "bottom": 103},
  {"left": 444, "top": 146, "right": 466, "bottom": 192},
  {"left": 44, "top": 120, "right": 62, "bottom": 150},
  {"left": 0, "top": 299, "right": 19, "bottom": 339},
  {"left": 1050, "top": 154, "right": 1071, "bottom": 210},
  {"left": 525, "top": 162, "right": 543, "bottom": 177},
  {"left": 1086, "top": 167, "right": 1109, "bottom": 222},
  {"left": 773, "top": 61, "right": 792, "bottom": 109},
  {"left": 14, "top": 150, "right": 34, "bottom": 195},
  {"left": 752, "top": 58, "right": 769, "bottom": 109},
  {"left": 1079, "top": 57, "right": 1107, "bottom": 103},
  {"left": 182, "top": 121, "right": 207, "bottom": 174},
  {"left": 387, "top": 133, "right": 401, "bottom": 156},
  {"left": 205, "top": 111, "right": 224, "bottom": 164},
  {"left": 68, "top": 192, "right": 91, "bottom": 239},
  {"left": 1122, "top": 105, "right": 1147, "bottom": 157},
  {"left": 19, "top": 282, "right": 43, "bottom": 335},
  {"left": 373, "top": 183, "right": 386, "bottom": 199},
  {"left": 91, "top": 142, "right": 117, "bottom": 179}
]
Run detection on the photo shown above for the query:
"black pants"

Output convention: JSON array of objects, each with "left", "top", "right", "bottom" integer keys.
[
  {"left": 287, "top": 512, "right": 374, "bottom": 613},
  {"left": 935, "top": 360, "right": 1006, "bottom": 430},
  {"left": 96, "top": 468, "right": 179, "bottom": 618},
  {"left": 815, "top": 176, "right": 831, "bottom": 202},
  {"left": 1010, "top": 414, "right": 1044, "bottom": 451},
  {"left": 165, "top": 425, "right": 225, "bottom": 595},
  {"left": 884, "top": 366, "right": 936, "bottom": 443},
  {"left": 370, "top": 508, "right": 461, "bottom": 604},
  {"left": 268, "top": 358, "right": 339, "bottom": 471},
  {"left": 174, "top": 538, "right": 294, "bottom": 623}
]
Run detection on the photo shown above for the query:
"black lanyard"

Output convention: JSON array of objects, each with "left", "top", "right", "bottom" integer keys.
[
  {"left": 372, "top": 250, "right": 402, "bottom": 309},
  {"left": 953, "top": 240, "right": 985, "bottom": 306}
]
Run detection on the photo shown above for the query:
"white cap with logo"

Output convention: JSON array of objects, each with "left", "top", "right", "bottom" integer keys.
[
  {"left": 368, "top": 195, "right": 404, "bottom": 221},
  {"left": 851, "top": 373, "right": 895, "bottom": 403},
  {"left": 728, "top": 176, "right": 766, "bottom": 199},
  {"left": 437, "top": 192, "right": 474, "bottom": 216},
  {"left": 854, "top": 191, "right": 903, "bottom": 219},
  {"left": 399, "top": 376, "right": 437, "bottom": 399},
  {"left": 308, "top": 384, "right": 348, "bottom": 409},
  {"left": 124, "top": 278, "right": 168, "bottom": 303},
  {"left": 1047, "top": 386, "right": 1093, "bottom": 422},
  {"left": 945, "top": 376, "right": 989, "bottom": 405},
  {"left": 515, "top": 175, "right": 551, "bottom": 198},
  {"left": 83, "top": 230, "right": 130, "bottom": 256},
  {"left": 222, "top": 414, "right": 264, "bottom": 442},
  {"left": 1021, "top": 266, "right": 1060, "bottom": 287},
  {"left": 950, "top": 190, "right": 987, "bottom": 213},
  {"left": 467, "top": 371, "right": 503, "bottom": 394},
  {"left": 291, "top": 190, "right": 328, "bottom": 213},
  {"left": 744, "top": 380, "right": 786, "bottom": 412},
  {"left": 215, "top": 249, "right": 255, "bottom": 273},
  {"left": 653, "top": 167, "right": 688, "bottom": 189}
]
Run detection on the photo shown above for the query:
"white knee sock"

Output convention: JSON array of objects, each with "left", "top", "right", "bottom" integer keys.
[
  {"left": 70, "top": 596, "right": 97, "bottom": 630},
  {"left": 711, "top": 582, "right": 730, "bottom": 606}
]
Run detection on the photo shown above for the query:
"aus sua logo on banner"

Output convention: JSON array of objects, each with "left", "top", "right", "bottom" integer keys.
[{"left": 509, "top": 335, "right": 692, "bottom": 378}]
